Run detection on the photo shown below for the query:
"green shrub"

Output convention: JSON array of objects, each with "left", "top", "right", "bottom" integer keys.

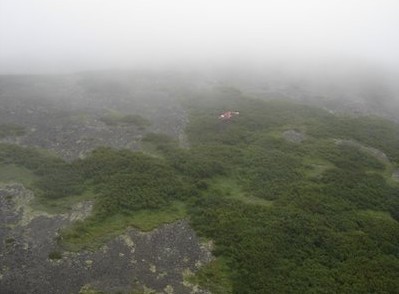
[{"left": 48, "top": 251, "right": 62, "bottom": 260}]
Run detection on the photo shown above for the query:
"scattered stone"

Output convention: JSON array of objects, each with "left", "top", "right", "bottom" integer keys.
[{"left": 149, "top": 264, "right": 157, "bottom": 273}]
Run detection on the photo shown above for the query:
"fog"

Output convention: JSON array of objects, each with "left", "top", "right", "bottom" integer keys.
[{"left": 1, "top": 0, "right": 398, "bottom": 75}]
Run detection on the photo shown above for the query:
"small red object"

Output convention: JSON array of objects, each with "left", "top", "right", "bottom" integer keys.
[{"left": 219, "top": 111, "right": 239, "bottom": 120}]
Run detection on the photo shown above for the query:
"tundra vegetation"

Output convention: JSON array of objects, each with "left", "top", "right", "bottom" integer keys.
[{"left": 1, "top": 94, "right": 398, "bottom": 293}]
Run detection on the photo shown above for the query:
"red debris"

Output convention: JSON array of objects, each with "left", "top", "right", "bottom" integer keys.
[{"left": 219, "top": 111, "right": 240, "bottom": 120}]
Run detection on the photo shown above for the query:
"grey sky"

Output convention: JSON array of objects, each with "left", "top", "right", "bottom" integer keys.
[{"left": 0, "top": 0, "right": 398, "bottom": 73}]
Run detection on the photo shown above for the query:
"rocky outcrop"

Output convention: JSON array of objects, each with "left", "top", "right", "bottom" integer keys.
[
  {"left": 0, "top": 74, "right": 188, "bottom": 161},
  {"left": 0, "top": 184, "right": 212, "bottom": 294}
]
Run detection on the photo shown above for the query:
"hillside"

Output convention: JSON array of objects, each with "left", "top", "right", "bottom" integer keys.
[{"left": 0, "top": 74, "right": 398, "bottom": 293}]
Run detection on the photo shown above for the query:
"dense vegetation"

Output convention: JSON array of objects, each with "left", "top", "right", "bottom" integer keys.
[
  {"left": 1, "top": 93, "right": 399, "bottom": 293},
  {"left": 182, "top": 95, "right": 399, "bottom": 293}
]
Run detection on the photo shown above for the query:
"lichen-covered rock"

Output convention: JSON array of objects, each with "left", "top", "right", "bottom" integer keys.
[{"left": 0, "top": 184, "right": 212, "bottom": 294}]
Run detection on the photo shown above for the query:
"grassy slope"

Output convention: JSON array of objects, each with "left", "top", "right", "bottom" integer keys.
[
  {"left": 0, "top": 164, "right": 37, "bottom": 187},
  {"left": 209, "top": 177, "right": 273, "bottom": 207}
]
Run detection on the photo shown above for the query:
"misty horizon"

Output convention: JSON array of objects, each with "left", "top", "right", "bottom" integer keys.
[{"left": 1, "top": 0, "right": 398, "bottom": 75}]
